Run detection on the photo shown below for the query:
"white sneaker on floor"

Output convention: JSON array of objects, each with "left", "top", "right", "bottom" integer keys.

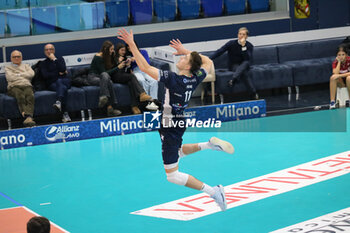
[
  {"left": 211, "top": 185, "right": 227, "bottom": 211},
  {"left": 145, "top": 102, "right": 159, "bottom": 111},
  {"left": 53, "top": 100, "right": 62, "bottom": 112},
  {"left": 329, "top": 101, "right": 336, "bottom": 110},
  {"left": 209, "top": 137, "right": 234, "bottom": 154},
  {"left": 62, "top": 112, "right": 71, "bottom": 123}
]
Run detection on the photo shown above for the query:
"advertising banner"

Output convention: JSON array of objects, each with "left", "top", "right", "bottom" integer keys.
[{"left": 0, "top": 100, "right": 266, "bottom": 150}]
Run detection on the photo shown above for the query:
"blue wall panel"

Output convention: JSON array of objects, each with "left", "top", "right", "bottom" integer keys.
[
  {"left": 318, "top": 0, "right": 350, "bottom": 29},
  {"left": 248, "top": 0, "right": 269, "bottom": 13},
  {"left": 105, "top": 0, "right": 129, "bottom": 27},
  {"left": 93, "top": 2, "right": 105, "bottom": 29},
  {"left": 6, "top": 8, "right": 30, "bottom": 37},
  {"left": 0, "top": 11, "right": 5, "bottom": 38},
  {"left": 224, "top": 0, "right": 245, "bottom": 15},
  {"left": 57, "top": 4, "right": 81, "bottom": 31},
  {"left": 290, "top": 0, "right": 350, "bottom": 31},
  {"left": 202, "top": 0, "right": 223, "bottom": 17},
  {"left": 129, "top": 0, "right": 153, "bottom": 24},
  {"left": 32, "top": 6, "right": 56, "bottom": 35},
  {"left": 153, "top": 0, "right": 176, "bottom": 22},
  {"left": 81, "top": 3, "right": 94, "bottom": 30},
  {"left": 177, "top": 0, "right": 200, "bottom": 20},
  {"left": 290, "top": 0, "right": 318, "bottom": 31}
]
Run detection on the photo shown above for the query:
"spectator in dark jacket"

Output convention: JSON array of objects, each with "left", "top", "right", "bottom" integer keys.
[
  {"left": 40, "top": 43, "right": 71, "bottom": 122},
  {"left": 112, "top": 43, "right": 152, "bottom": 114},
  {"left": 88, "top": 40, "right": 122, "bottom": 116},
  {"left": 210, "top": 27, "right": 258, "bottom": 100}
]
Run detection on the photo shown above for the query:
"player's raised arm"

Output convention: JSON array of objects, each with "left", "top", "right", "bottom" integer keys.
[
  {"left": 117, "top": 28, "right": 159, "bottom": 80},
  {"left": 199, "top": 54, "right": 213, "bottom": 74},
  {"left": 169, "top": 39, "right": 213, "bottom": 73}
]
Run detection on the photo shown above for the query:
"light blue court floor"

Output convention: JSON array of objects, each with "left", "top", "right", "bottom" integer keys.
[{"left": 1, "top": 109, "right": 349, "bottom": 233}]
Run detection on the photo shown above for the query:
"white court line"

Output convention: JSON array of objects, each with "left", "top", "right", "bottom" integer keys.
[
  {"left": 270, "top": 207, "right": 350, "bottom": 233},
  {"left": 131, "top": 151, "right": 350, "bottom": 221},
  {"left": 0, "top": 206, "right": 23, "bottom": 211},
  {"left": 39, "top": 202, "right": 52, "bottom": 206}
]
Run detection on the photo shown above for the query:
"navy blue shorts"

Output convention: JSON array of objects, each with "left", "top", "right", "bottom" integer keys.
[{"left": 158, "top": 126, "right": 186, "bottom": 165}]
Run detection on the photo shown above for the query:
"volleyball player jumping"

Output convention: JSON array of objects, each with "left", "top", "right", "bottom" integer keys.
[{"left": 117, "top": 28, "right": 234, "bottom": 211}]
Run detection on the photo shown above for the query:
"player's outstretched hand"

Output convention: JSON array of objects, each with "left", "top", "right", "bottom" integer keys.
[
  {"left": 169, "top": 39, "right": 190, "bottom": 55},
  {"left": 117, "top": 28, "right": 134, "bottom": 45}
]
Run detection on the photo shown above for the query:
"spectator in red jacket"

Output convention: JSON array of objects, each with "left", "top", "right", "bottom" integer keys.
[{"left": 329, "top": 46, "right": 350, "bottom": 109}]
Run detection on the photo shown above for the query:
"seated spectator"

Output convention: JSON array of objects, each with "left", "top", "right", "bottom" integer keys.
[
  {"left": 88, "top": 40, "right": 122, "bottom": 116},
  {"left": 129, "top": 44, "right": 159, "bottom": 100},
  {"left": 27, "top": 216, "right": 50, "bottom": 233},
  {"left": 329, "top": 46, "right": 350, "bottom": 109},
  {"left": 5, "top": 50, "right": 36, "bottom": 127},
  {"left": 341, "top": 36, "right": 350, "bottom": 53},
  {"left": 210, "top": 27, "right": 258, "bottom": 100},
  {"left": 39, "top": 43, "right": 71, "bottom": 123},
  {"left": 112, "top": 43, "right": 155, "bottom": 114}
]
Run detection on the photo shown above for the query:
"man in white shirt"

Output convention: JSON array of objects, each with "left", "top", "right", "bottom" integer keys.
[{"left": 5, "top": 50, "right": 36, "bottom": 127}]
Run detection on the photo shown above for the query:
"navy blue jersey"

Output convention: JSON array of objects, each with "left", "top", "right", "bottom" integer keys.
[{"left": 158, "top": 68, "right": 207, "bottom": 118}]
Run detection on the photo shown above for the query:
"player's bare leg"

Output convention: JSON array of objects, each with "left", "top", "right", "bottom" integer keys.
[
  {"left": 180, "top": 137, "right": 234, "bottom": 158},
  {"left": 164, "top": 136, "right": 234, "bottom": 212}
]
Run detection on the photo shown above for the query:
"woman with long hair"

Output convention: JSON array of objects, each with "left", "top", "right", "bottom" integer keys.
[
  {"left": 112, "top": 43, "right": 155, "bottom": 114},
  {"left": 329, "top": 45, "right": 350, "bottom": 109},
  {"left": 88, "top": 40, "right": 121, "bottom": 116}
]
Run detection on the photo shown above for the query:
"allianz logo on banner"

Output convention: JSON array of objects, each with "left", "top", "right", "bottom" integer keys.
[
  {"left": 65, "top": 53, "right": 94, "bottom": 66},
  {"left": 45, "top": 125, "right": 80, "bottom": 142}
]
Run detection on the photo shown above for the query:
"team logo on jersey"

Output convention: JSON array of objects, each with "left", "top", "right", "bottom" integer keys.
[
  {"left": 196, "top": 70, "right": 202, "bottom": 76},
  {"left": 183, "top": 78, "right": 196, "bottom": 84}
]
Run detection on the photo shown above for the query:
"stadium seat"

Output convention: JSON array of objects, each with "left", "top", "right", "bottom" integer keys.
[
  {"left": 94, "top": 1, "right": 105, "bottom": 29},
  {"left": 0, "top": 2, "right": 7, "bottom": 10},
  {"left": 177, "top": 0, "right": 200, "bottom": 20},
  {"left": 17, "top": 0, "right": 32, "bottom": 8},
  {"left": 105, "top": 0, "right": 128, "bottom": 27},
  {"left": 248, "top": 0, "right": 269, "bottom": 13},
  {"left": 2, "top": 0, "right": 17, "bottom": 9},
  {"left": 224, "top": 0, "right": 245, "bottom": 15},
  {"left": 153, "top": 0, "right": 176, "bottom": 22},
  {"left": 202, "top": 0, "right": 223, "bottom": 17},
  {"left": 46, "top": 0, "right": 66, "bottom": 6},
  {"left": 0, "top": 11, "right": 5, "bottom": 37},
  {"left": 57, "top": 4, "right": 81, "bottom": 31},
  {"left": 29, "top": 0, "right": 40, "bottom": 7},
  {"left": 129, "top": 0, "right": 152, "bottom": 24},
  {"left": 6, "top": 8, "right": 30, "bottom": 36},
  {"left": 31, "top": 6, "right": 56, "bottom": 35},
  {"left": 81, "top": 2, "right": 105, "bottom": 30}
]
